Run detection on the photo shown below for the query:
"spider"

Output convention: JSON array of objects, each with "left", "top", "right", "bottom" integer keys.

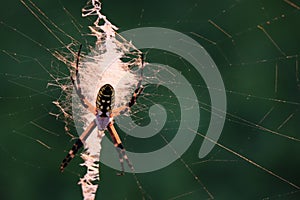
[{"left": 60, "top": 45, "right": 144, "bottom": 174}]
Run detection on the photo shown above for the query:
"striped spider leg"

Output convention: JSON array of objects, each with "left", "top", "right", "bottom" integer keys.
[{"left": 60, "top": 45, "right": 144, "bottom": 174}]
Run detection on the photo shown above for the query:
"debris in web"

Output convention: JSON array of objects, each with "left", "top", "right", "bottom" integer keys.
[{"left": 72, "top": 0, "right": 143, "bottom": 199}]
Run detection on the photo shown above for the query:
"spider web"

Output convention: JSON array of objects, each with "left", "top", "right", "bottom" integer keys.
[{"left": 1, "top": 0, "right": 300, "bottom": 199}]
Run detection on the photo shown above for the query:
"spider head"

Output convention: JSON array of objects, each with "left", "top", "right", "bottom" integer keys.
[{"left": 95, "top": 114, "right": 110, "bottom": 131}]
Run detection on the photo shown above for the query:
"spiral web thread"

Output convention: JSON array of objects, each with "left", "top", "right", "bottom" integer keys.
[{"left": 76, "top": 1, "right": 142, "bottom": 199}]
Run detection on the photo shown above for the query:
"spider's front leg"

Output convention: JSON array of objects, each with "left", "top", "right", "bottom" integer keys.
[
  {"left": 60, "top": 139, "right": 83, "bottom": 172},
  {"left": 107, "top": 122, "right": 134, "bottom": 175},
  {"left": 60, "top": 121, "right": 96, "bottom": 172}
]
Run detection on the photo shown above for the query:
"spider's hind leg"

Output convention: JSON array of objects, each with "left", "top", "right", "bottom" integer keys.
[
  {"left": 70, "top": 44, "right": 96, "bottom": 114},
  {"left": 128, "top": 86, "right": 144, "bottom": 108},
  {"left": 127, "top": 53, "right": 145, "bottom": 108}
]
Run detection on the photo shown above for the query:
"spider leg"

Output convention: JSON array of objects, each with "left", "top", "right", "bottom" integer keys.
[
  {"left": 79, "top": 120, "right": 97, "bottom": 141},
  {"left": 128, "top": 85, "right": 144, "bottom": 108},
  {"left": 71, "top": 44, "right": 96, "bottom": 115},
  {"left": 60, "top": 139, "right": 83, "bottom": 172},
  {"left": 60, "top": 120, "right": 97, "bottom": 172},
  {"left": 128, "top": 53, "right": 145, "bottom": 108},
  {"left": 107, "top": 122, "right": 134, "bottom": 175},
  {"left": 112, "top": 53, "right": 145, "bottom": 116}
]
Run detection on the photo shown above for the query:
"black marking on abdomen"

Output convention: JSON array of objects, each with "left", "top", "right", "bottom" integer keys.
[{"left": 96, "top": 84, "right": 115, "bottom": 116}]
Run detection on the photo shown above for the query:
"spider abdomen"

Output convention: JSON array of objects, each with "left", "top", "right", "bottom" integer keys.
[{"left": 96, "top": 84, "right": 115, "bottom": 117}]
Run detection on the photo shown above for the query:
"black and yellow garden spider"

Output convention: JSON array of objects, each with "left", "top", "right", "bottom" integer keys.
[{"left": 60, "top": 45, "right": 144, "bottom": 174}]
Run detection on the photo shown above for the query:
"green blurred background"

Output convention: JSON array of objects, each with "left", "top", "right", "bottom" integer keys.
[{"left": 1, "top": 0, "right": 300, "bottom": 199}]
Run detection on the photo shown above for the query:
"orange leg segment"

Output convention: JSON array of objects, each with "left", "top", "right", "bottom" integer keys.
[{"left": 107, "top": 122, "right": 124, "bottom": 149}]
